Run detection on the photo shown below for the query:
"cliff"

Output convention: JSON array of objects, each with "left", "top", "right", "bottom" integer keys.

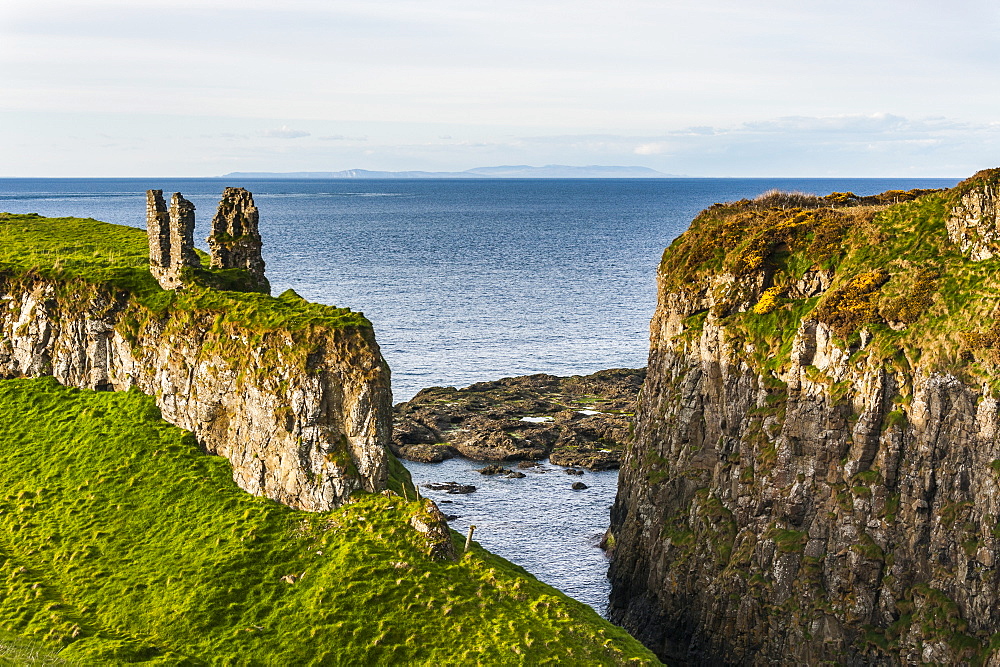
[
  {"left": 0, "top": 212, "right": 390, "bottom": 511},
  {"left": 608, "top": 170, "right": 1000, "bottom": 664}
]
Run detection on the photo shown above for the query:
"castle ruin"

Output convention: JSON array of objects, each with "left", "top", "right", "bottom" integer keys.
[{"left": 146, "top": 187, "right": 269, "bottom": 293}]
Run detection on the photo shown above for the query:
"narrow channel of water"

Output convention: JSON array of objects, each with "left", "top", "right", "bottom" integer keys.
[{"left": 403, "top": 457, "right": 618, "bottom": 616}]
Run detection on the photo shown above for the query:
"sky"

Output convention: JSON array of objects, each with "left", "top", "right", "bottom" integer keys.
[{"left": 1, "top": 0, "right": 999, "bottom": 177}]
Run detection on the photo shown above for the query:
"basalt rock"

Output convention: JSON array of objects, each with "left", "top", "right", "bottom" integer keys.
[
  {"left": 392, "top": 368, "right": 644, "bottom": 470},
  {"left": 608, "top": 171, "right": 1000, "bottom": 664}
]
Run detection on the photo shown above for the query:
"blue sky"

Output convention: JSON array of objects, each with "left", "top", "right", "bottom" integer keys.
[{"left": 2, "top": 0, "right": 999, "bottom": 176}]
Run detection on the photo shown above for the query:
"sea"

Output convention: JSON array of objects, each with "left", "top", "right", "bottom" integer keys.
[{"left": 0, "top": 176, "right": 960, "bottom": 614}]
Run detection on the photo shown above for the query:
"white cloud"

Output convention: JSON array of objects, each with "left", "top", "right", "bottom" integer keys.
[
  {"left": 633, "top": 143, "right": 669, "bottom": 156},
  {"left": 259, "top": 126, "right": 310, "bottom": 139}
]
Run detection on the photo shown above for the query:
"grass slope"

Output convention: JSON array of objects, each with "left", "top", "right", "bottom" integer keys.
[{"left": 0, "top": 377, "right": 657, "bottom": 665}]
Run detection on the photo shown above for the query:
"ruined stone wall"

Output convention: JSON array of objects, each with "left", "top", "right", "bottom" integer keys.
[
  {"left": 146, "top": 190, "right": 200, "bottom": 290},
  {"left": 147, "top": 187, "right": 269, "bottom": 293},
  {"left": 207, "top": 187, "right": 269, "bottom": 293}
]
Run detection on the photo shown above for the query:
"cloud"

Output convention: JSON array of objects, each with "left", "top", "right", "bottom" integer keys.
[
  {"left": 633, "top": 142, "right": 669, "bottom": 155},
  {"left": 318, "top": 134, "right": 367, "bottom": 141},
  {"left": 258, "top": 125, "right": 310, "bottom": 139}
]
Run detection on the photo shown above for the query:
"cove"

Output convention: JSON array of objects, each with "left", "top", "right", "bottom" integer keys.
[{"left": 404, "top": 457, "right": 619, "bottom": 615}]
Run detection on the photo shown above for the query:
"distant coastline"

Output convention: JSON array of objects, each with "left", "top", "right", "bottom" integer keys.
[{"left": 221, "top": 165, "right": 680, "bottom": 179}]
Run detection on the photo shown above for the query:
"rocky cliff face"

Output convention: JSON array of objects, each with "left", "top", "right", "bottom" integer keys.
[
  {"left": 0, "top": 211, "right": 391, "bottom": 512},
  {"left": 608, "top": 171, "right": 1000, "bottom": 664}
]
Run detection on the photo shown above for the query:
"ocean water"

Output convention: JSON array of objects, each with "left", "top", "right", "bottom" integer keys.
[{"left": 0, "top": 176, "right": 960, "bottom": 614}]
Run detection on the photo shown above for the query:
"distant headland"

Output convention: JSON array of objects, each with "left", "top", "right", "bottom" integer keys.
[{"left": 221, "top": 164, "right": 679, "bottom": 179}]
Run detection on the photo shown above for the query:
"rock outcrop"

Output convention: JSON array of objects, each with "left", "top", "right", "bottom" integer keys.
[
  {"left": 208, "top": 187, "right": 269, "bottom": 292},
  {"left": 146, "top": 190, "right": 200, "bottom": 290},
  {"left": 392, "top": 368, "right": 644, "bottom": 470},
  {"left": 608, "top": 171, "right": 1000, "bottom": 664},
  {"left": 1, "top": 212, "right": 391, "bottom": 512}
]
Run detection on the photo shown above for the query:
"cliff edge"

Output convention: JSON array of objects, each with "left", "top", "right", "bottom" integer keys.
[
  {"left": 609, "top": 170, "right": 1000, "bottom": 664},
  {"left": 0, "top": 209, "right": 391, "bottom": 511}
]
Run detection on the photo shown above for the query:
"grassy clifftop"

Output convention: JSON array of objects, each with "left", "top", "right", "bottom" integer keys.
[
  {"left": 0, "top": 213, "right": 368, "bottom": 331},
  {"left": 660, "top": 169, "right": 1000, "bottom": 389},
  {"left": 0, "top": 377, "right": 657, "bottom": 664}
]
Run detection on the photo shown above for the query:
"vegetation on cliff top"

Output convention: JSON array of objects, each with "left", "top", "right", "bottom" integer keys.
[
  {"left": 0, "top": 213, "right": 369, "bottom": 331},
  {"left": 0, "top": 377, "right": 657, "bottom": 664},
  {"left": 660, "top": 169, "right": 1000, "bottom": 390}
]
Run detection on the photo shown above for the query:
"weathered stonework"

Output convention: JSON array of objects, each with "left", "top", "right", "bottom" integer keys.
[
  {"left": 0, "top": 281, "right": 391, "bottom": 512},
  {"left": 146, "top": 190, "right": 200, "bottom": 290},
  {"left": 208, "top": 187, "right": 269, "bottom": 293}
]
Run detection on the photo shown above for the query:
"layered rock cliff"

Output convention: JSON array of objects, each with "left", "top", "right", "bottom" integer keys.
[
  {"left": 609, "top": 170, "right": 1000, "bottom": 664},
  {"left": 0, "top": 212, "right": 391, "bottom": 511}
]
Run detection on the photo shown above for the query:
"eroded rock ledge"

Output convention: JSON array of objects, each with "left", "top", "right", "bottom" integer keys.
[{"left": 392, "top": 368, "right": 644, "bottom": 470}]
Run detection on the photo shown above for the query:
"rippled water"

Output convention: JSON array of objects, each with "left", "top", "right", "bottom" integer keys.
[{"left": 405, "top": 457, "right": 618, "bottom": 615}]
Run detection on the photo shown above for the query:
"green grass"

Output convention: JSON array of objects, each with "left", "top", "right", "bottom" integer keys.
[
  {"left": 0, "top": 213, "right": 369, "bottom": 332},
  {"left": 658, "top": 170, "right": 1000, "bottom": 390},
  {"left": 0, "top": 377, "right": 658, "bottom": 665}
]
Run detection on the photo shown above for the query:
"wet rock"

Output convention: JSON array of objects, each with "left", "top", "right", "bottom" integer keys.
[
  {"left": 392, "top": 368, "right": 644, "bottom": 470},
  {"left": 422, "top": 482, "right": 476, "bottom": 494},
  {"left": 564, "top": 468, "right": 585, "bottom": 476},
  {"left": 397, "top": 444, "right": 456, "bottom": 463},
  {"left": 477, "top": 464, "right": 509, "bottom": 476},
  {"left": 571, "top": 482, "right": 588, "bottom": 490},
  {"left": 506, "top": 471, "right": 527, "bottom": 479}
]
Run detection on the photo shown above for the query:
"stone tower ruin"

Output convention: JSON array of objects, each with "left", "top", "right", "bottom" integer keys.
[
  {"left": 146, "top": 187, "right": 269, "bottom": 293},
  {"left": 207, "top": 187, "right": 270, "bottom": 293},
  {"left": 146, "top": 190, "right": 200, "bottom": 290}
]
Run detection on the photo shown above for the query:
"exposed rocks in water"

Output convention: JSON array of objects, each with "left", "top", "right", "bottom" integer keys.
[
  {"left": 477, "top": 464, "right": 510, "bottom": 476},
  {"left": 422, "top": 482, "right": 476, "bottom": 495},
  {"left": 564, "top": 468, "right": 584, "bottom": 476},
  {"left": 608, "top": 172, "right": 1000, "bottom": 664},
  {"left": 571, "top": 482, "right": 588, "bottom": 490},
  {"left": 392, "top": 368, "right": 644, "bottom": 470},
  {"left": 506, "top": 471, "right": 526, "bottom": 479}
]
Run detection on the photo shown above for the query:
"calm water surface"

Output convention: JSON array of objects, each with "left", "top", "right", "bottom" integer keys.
[{"left": 0, "top": 176, "right": 959, "bottom": 612}]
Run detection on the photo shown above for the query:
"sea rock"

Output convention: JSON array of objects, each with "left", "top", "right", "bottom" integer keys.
[
  {"left": 571, "top": 482, "right": 588, "bottom": 490},
  {"left": 422, "top": 482, "right": 476, "bottom": 495},
  {"left": 477, "top": 464, "right": 509, "bottom": 476},
  {"left": 392, "top": 368, "right": 644, "bottom": 470},
  {"left": 563, "top": 468, "right": 585, "bottom": 476}
]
